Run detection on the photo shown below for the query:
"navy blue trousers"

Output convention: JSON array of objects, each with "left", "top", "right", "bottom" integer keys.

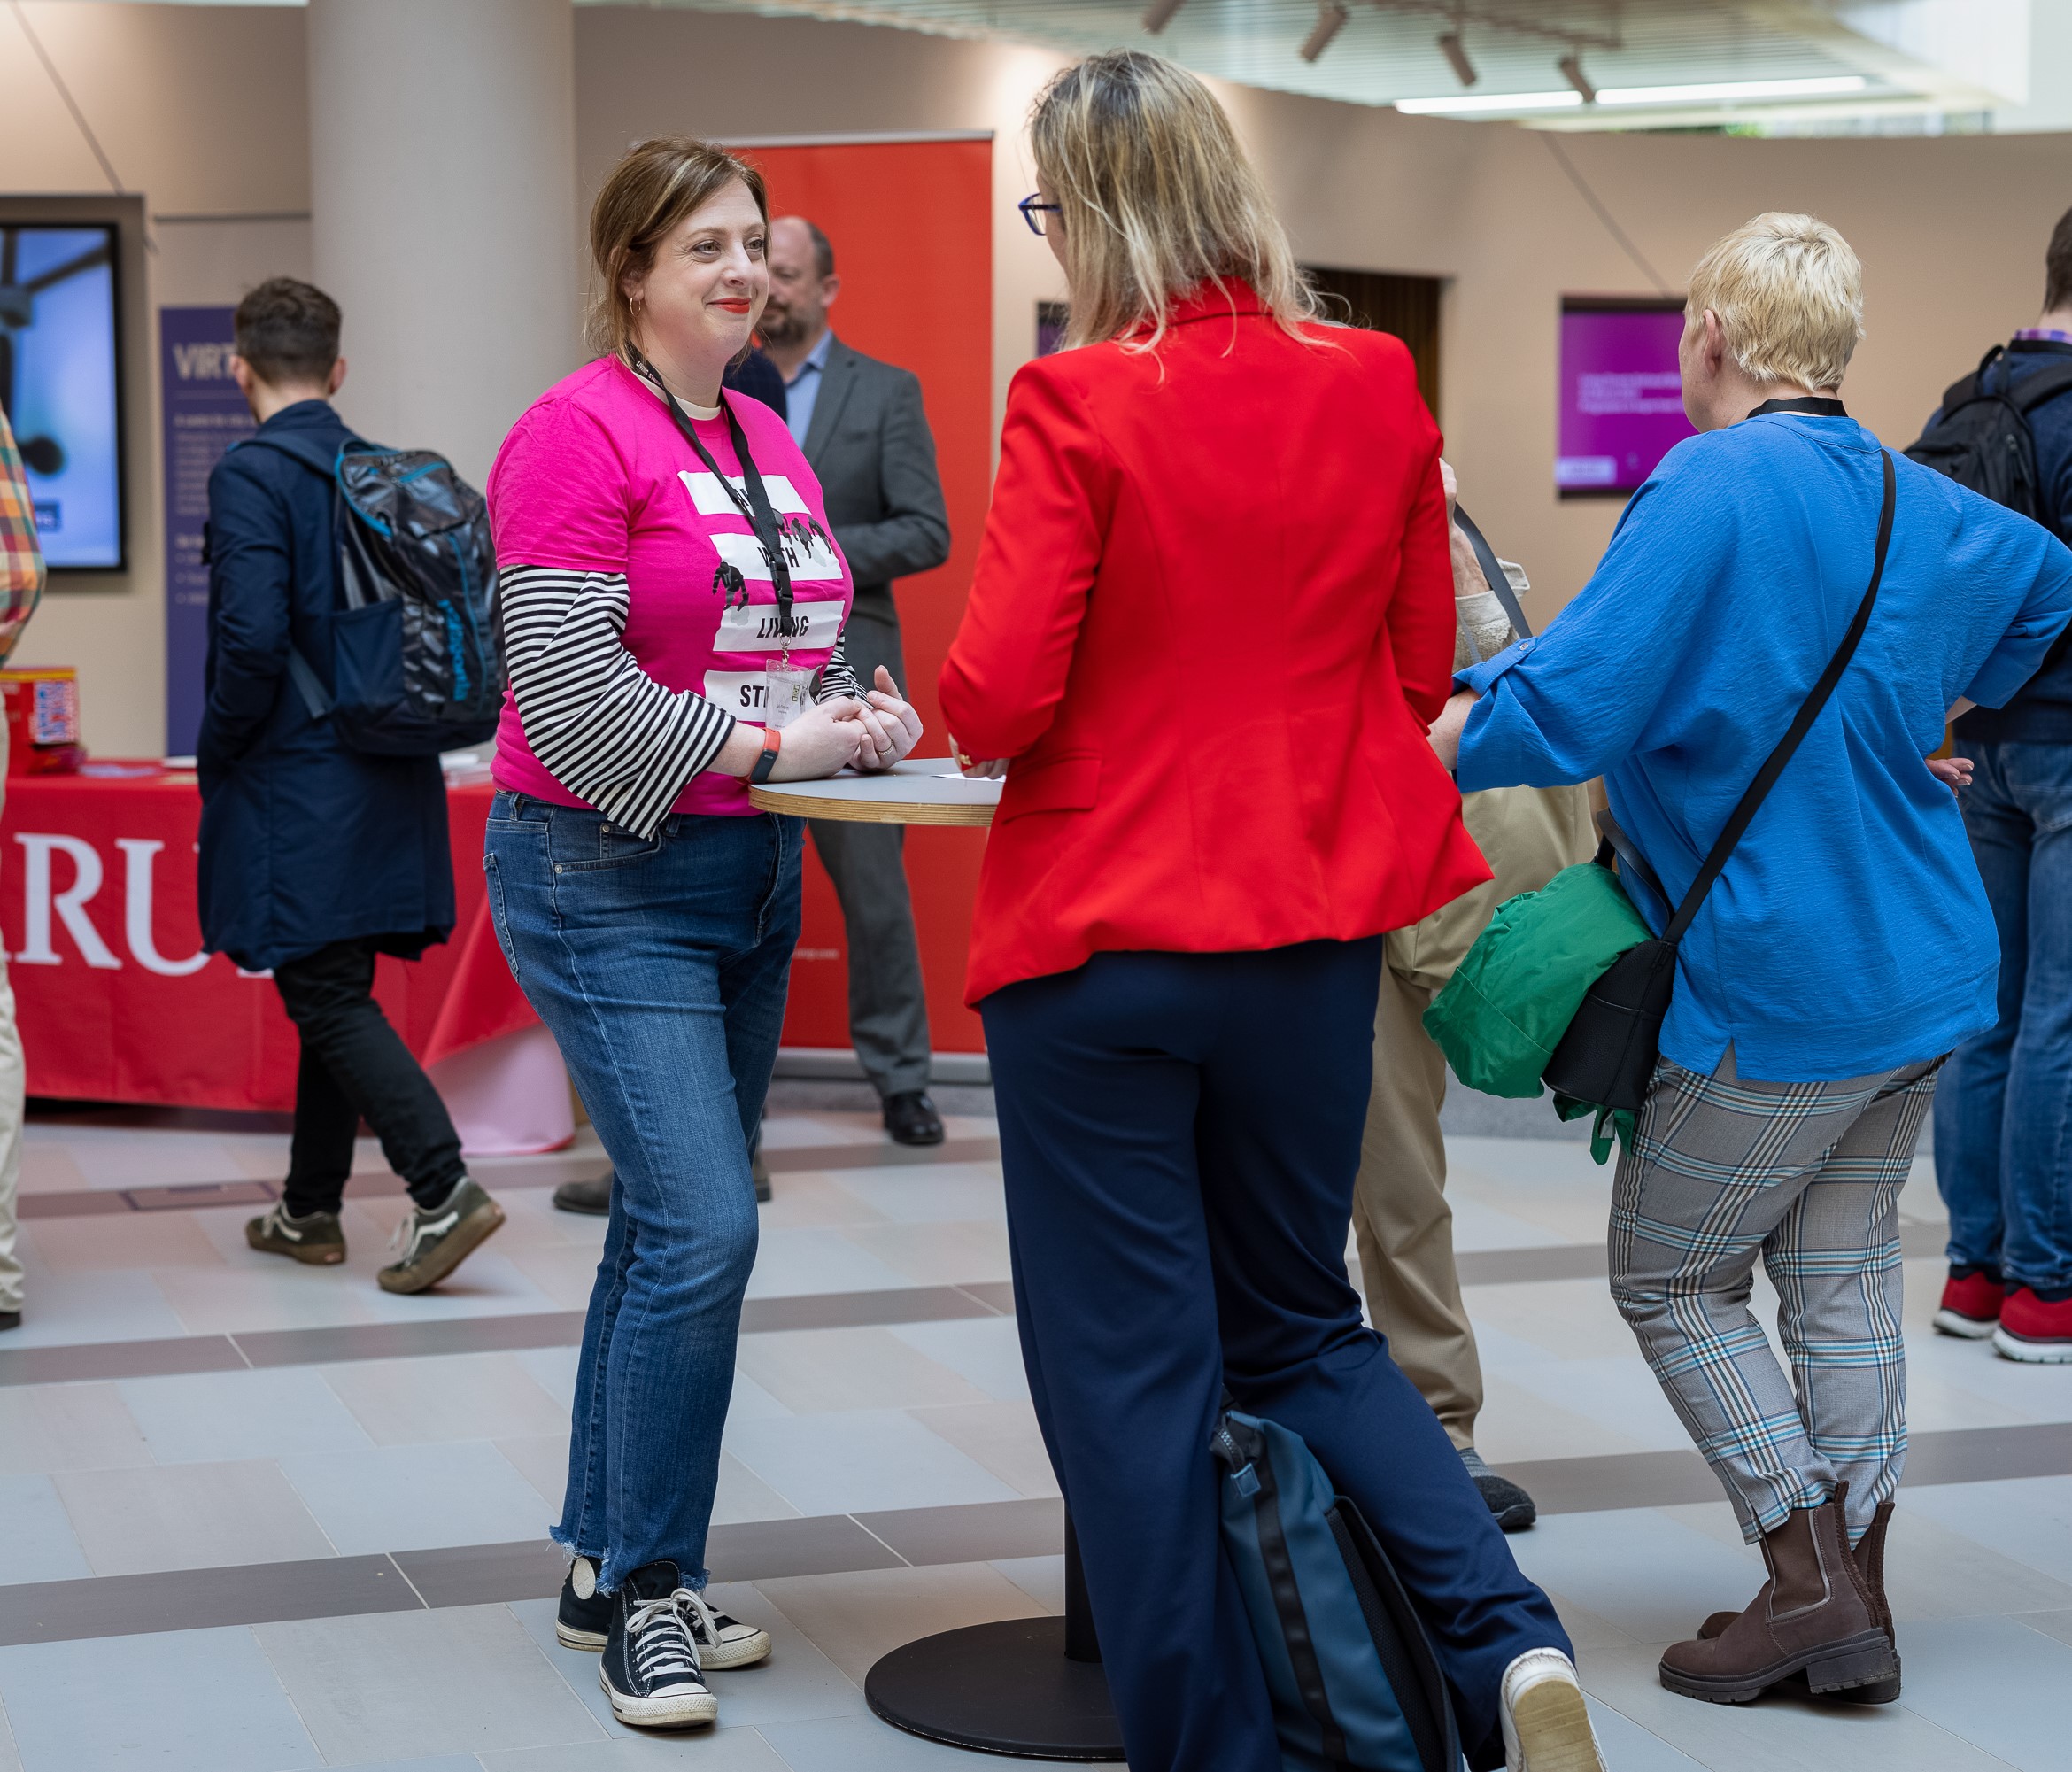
[{"left": 984, "top": 940, "right": 1570, "bottom": 1772}]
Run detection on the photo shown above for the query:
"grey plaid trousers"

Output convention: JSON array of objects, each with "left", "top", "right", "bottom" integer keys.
[{"left": 1609, "top": 1047, "right": 1941, "bottom": 1544}]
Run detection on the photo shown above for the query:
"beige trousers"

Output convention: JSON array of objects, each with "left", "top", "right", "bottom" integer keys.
[
  {"left": 0, "top": 735, "right": 24, "bottom": 1315},
  {"left": 1352, "top": 782, "right": 1594, "bottom": 1447}
]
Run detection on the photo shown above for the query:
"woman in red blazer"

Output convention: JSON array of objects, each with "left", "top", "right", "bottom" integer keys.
[{"left": 940, "top": 50, "right": 1598, "bottom": 1772}]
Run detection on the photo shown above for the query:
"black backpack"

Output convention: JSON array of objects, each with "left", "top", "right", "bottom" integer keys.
[
  {"left": 243, "top": 431, "right": 504, "bottom": 755},
  {"left": 1905, "top": 344, "right": 2072, "bottom": 539}
]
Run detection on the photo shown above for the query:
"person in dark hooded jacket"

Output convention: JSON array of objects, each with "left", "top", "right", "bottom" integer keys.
[{"left": 199, "top": 277, "right": 502, "bottom": 1295}]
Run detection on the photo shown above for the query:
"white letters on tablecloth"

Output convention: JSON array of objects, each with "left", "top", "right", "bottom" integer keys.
[{"left": 12, "top": 832, "right": 212, "bottom": 974}]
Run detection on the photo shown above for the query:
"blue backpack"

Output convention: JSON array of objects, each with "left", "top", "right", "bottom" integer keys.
[
  {"left": 242, "top": 431, "right": 503, "bottom": 755},
  {"left": 1214, "top": 1403, "right": 1462, "bottom": 1772}
]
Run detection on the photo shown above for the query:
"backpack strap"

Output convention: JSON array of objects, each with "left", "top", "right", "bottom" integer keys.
[
  {"left": 2011, "top": 359, "right": 2072, "bottom": 415},
  {"left": 1664, "top": 449, "right": 1897, "bottom": 947},
  {"left": 1450, "top": 503, "right": 1532, "bottom": 640},
  {"left": 229, "top": 432, "right": 340, "bottom": 724}
]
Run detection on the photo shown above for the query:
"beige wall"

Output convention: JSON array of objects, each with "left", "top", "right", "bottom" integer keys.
[{"left": 4, "top": 1, "right": 2071, "bottom": 751}]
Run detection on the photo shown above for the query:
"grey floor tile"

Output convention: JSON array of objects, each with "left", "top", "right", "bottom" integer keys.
[
  {"left": 0, "top": 1332, "right": 241, "bottom": 1389},
  {"left": 738, "top": 1285, "right": 993, "bottom": 1335},
  {"left": 53, "top": 1458, "right": 336, "bottom": 1577},
  {"left": 277, "top": 1440, "right": 554, "bottom": 1555},
  {"left": 0, "top": 1477, "right": 89, "bottom": 1585},
  {"left": 0, "top": 1697, "right": 19, "bottom": 1772},
  {"left": 392, "top": 1540, "right": 568, "bottom": 1608},
  {"left": 1890, "top": 1613, "right": 2072, "bottom": 1770},
  {"left": 713, "top": 1451, "right": 803, "bottom": 1526},
  {"left": 855, "top": 1497, "right": 1063, "bottom": 1567},
  {"left": 498, "top": 1432, "right": 573, "bottom": 1506},
  {"left": 697, "top": 1582, "right": 871, "bottom": 1728},
  {"left": 118, "top": 1366, "right": 375, "bottom": 1464},
  {"left": 240, "top": 1312, "right": 587, "bottom": 1369},
  {"left": 25, "top": 1210, "right": 228, "bottom": 1272},
  {"left": 0, "top": 1622, "right": 321, "bottom": 1772},
  {"left": 887, "top": 1318, "right": 1032, "bottom": 1404},
  {"left": 478, "top": 1728, "right": 791, "bottom": 1769},
  {"left": 754, "top": 1562, "right": 1045, "bottom": 1686},
  {"left": 814, "top": 1164, "right": 1006, "bottom": 1226},
  {"left": 907, "top": 1401, "right": 1061, "bottom": 1499},
  {"left": 0, "top": 1556, "right": 417, "bottom": 1648},
  {"left": 990, "top": 1553, "right": 1065, "bottom": 1614},
  {"left": 840, "top": 1220, "right": 1013, "bottom": 1288},
  {"left": 758, "top": 1711, "right": 1024, "bottom": 1769},
  {"left": 2014, "top": 1606, "right": 2072, "bottom": 1648},
  {"left": 724, "top": 1410, "right": 1020, "bottom": 1517},
  {"left": 743, "top": 1230, "right": 924, "bottom": 1302},
  {"left": 734, "top": 1327, "right": 993, "bottom": 1415},
  {"left": 1506, "top": 1509, "right": 1764, "bottom": 1646},
  {"left": 0, "top": 1381, "right": 150, "bottom": 1474},
  {"left": 1581, "top": 1695, "right": 1705, "bottom": 1769},
  {"left": 0, "top": 1267, "right": 190, "bottom": 1349},
  {"left": 1899, "top": 1475, "right": 2072, "bottom": 1587},
  {"left": 254, "top": 1602, "right": 602, "bottom": 1760},
  {"left": 707, "top": 1513, "right": 907, "bottom": 1583},
  {"left": 321, "top": 1351, "right": 568, "bottom": 1446}
]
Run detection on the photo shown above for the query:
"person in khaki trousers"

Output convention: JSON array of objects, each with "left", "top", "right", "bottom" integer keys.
[
  {"left": 0, "top": 405, "right": 48, "bottom": 1332},
  {"left": 1353, "top": 466, "right": 1592, "bottom": 1528}
]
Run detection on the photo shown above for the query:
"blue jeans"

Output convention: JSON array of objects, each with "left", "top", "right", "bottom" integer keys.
[
  {"left": 1934, "top": 740, "right": 2072, "bottom": 1296},
  {"left": 984, "top": 940, "right": 1569, "bottom": 1772},
  {"left": 483, "top": 792, "right": 801, "bottom": 1590}
]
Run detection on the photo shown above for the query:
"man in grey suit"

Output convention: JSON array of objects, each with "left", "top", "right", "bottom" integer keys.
[{"left": 763, "top": 215, "right": 953, "bottom": 1147}]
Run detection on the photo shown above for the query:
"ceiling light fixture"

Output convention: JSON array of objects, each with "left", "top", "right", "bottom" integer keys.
[
  {"left": 1396, "top": 89, "right": 1584, "bottom": 114},
  {"left": 1300, "top": 2, "right": 1349, "bottom": 64},
  {"left": 1600, "top": 74, "right": 1867, "bottom": 105},
  {"left": 1558, "top": 52, "right": 1597, "bottom": 104},
  {"left": 1141, "top": 0, "right": 1187, "bottom": 32},
  {"left": 1438, "top": 30, "right": 1477, "bottom": 88}
]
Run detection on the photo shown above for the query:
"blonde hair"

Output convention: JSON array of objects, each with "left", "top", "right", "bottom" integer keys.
[
  {"left": 1685, "top": 212, "right": 1864, "bottom": 391},
  {"left": 1030, "top": 50, "right": 1318, "bottom": 351},
  {"left": 587, "top": 136, "right": 769, "bottom": 359}
]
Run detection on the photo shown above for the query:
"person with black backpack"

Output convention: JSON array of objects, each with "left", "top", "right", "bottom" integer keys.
[
  {"left": 199, "top": 277, "right": 506, "bottom": 1296},
  {"left": 1911, "top": 207, "right": 2072, "bottom": 1362}
]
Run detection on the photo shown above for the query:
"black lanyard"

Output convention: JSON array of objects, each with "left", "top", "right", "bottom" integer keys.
[
  {"left": 628, "top": 349, "right": 794, "bottom": 631},
  {"left": 1747, "top": 396, "right": 1848, "bottom": 420}
]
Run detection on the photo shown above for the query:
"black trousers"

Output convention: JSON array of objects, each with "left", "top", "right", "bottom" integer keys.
[
  {"left": 808, "top": 608, "right": 932, "bottom": 1097},
  {"left": 273, "top": 938, "right": 466, "bottom": 1216}
]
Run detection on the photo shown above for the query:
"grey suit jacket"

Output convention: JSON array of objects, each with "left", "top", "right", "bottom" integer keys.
[{"left": 801, "top": 337, "right": 951, "bottom": 628}]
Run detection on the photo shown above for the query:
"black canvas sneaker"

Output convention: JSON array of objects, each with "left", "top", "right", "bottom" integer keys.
[
  {"left": 245, "top": 1203, "right": 347, "bottom": 1265},
  {"left": 376, "top": 1176, "right": 505, "bottom": 1295},
  {"left": 559, "top": 1556, "right": 771, "bottom": 1668},
  {"left": 599, "top": 1561, "right": 718, "bottom": 1729}
]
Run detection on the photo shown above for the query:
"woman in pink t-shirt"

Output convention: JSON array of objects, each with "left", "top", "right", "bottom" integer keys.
[{"left": 483, "top": 137, "right": 922, "bottom": 1731}]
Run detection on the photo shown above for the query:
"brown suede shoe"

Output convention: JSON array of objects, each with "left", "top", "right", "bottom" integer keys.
[{"left": 1659, "top": 1487, "right": 1897, "bottom": 1704}]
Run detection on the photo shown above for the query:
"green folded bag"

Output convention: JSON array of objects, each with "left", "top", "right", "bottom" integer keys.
[{"left": 1422, "top": 859, "right": 1653, "bottom": 1126}]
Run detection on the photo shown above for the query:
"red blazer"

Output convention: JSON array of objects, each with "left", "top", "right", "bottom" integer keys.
[{"left": 940, "top": 284, "right": 1490, "bottom": 1006}]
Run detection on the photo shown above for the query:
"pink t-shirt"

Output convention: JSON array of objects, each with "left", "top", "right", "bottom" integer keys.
[{"left": 485, "top": 356, "right": 853, "bottom": 818}]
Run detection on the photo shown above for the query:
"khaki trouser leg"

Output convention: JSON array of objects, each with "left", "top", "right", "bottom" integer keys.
[
  {"left": 1353, "top": 942, "right": 1481, "bottom": 1447},
  {"left": 1351, "top": 782, "right": 1597, "bottom": 1450}
]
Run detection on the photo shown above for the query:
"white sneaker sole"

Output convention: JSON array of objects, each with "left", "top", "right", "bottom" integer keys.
[
  {"left": 1994, "top": 1325, "right": 2072, "bottom": 1363},
  {"left": 1505, "top": 1671, "right": 1605, "bottom": 1771},
  {"left": 1933, "top": 1308, "right": 1999, "bottom": 1340},
  {"left": 555, "top": 1621, "right": 607, "bottom": 1652},
  {"left": 599, "top": 1668, "right": 717, "bottom": 1729},
  {"left": 700, "top": 1628, "right": 773, "bottom": 1670}
]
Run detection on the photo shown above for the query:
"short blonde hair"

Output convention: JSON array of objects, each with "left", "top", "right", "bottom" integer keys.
[
  {"left": 587, "top": 136, "right": 768, "bottom": 360},
  {"left": 1030, "top": 50, "right": 1318, "bottom": 351},
  {"left": 1685, "top": 213, "right": 1864, "bottom": 391}
]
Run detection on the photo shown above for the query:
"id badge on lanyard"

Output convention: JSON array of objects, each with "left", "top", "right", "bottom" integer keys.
[{"left": 636, "top": 352, "right": 816, "bottom": 731}]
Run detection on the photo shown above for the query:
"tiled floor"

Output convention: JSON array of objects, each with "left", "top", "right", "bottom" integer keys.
[{"left": 3, "top": 1089, "right": 2071, "bottom": 1769}]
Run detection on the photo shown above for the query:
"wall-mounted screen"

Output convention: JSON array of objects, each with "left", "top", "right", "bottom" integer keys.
[
  {"left": 0, "top": 223, "right": 124, "bottom": 569},
  {"left": 1557, "top": 298, "right": 1693, "bottom": 499}
]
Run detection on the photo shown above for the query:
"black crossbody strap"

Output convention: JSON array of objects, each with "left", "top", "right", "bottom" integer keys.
[
  {"left": 1664, "top": 449, "right": 1896, "bottom": 946},
  {"left": 1451, "top": 503, "right": 1531, "bottom": 640}
]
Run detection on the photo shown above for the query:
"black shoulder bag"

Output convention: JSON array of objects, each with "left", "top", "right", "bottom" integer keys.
[{"left": 1541, "top": 445, "right": 1897, "bottom": 1115}]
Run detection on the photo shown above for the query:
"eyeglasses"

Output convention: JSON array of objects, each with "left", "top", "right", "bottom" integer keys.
[{"left": 1017, "top": 194, "right": 1063, "bottom": 237}]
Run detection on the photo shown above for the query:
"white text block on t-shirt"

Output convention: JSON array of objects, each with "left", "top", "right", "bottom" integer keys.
[
  {"left": 704, "top": 670, "right": 776, "bottom": 721},
  {"left": 712, "top": 528, "right": 843, "bottom": 586},
  {"left": 714, "top": 599, "right": 846, "bottom": 654},
  {"left": 679, "top": 470, "right": 810, "bottom": 516}
]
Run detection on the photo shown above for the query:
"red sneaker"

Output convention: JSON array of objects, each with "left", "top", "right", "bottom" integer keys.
[
  {"left": 1994, "top": 1287, "right": 2072, "bottom": 1363},
  {"left": 1934, "top": 1269, "right": 2004, "bottom": 1339}
]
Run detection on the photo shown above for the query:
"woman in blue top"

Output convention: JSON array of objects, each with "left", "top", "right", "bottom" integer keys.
[{"left": 1432, "top": 213, "right": 2072, "bottom": 1710}]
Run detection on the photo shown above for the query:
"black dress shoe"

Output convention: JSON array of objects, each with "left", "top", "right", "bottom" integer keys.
[
  {"left": 553, "top": 1172, "right": 612, "bottom": 1216},
  {"left": 0, "top": 1309, "right": 19, "bottom": 1333},
  {"left": 1462, "top": 1446, "right": 1537, "bottom": 1532},
  {"left": 883, "top": 1090, "right": 945, "bottom": 1147}
]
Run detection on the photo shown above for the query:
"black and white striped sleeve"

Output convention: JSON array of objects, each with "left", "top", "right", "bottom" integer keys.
[
  {"left": 817, "top": 628, "right": 863, "bottom": 702},
  {"left": 499, "top": 564, "right": 737, "bottom": 838}
]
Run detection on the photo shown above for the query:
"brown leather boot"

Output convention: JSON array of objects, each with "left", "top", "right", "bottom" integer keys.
[
  {"left": 1659, "top": 1488, "right": 1897, "bottom": 1704},
  {"left": 1697, "top": 1499, "right": 1896, "bottom": 1641}
]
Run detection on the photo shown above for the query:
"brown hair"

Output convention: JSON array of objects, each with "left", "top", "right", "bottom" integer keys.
[
  {"left": 588, "top": 135, "right": 769, "bottom": 359},
  {"left": 1030, "top": 50, "right": 1317, "bottom": 352},
  {"left": 2045, "top": 205, "right": 2072, "bottom": 313},
  {"left": 234, "top": 277, "right": 342, "bottom": 386}
]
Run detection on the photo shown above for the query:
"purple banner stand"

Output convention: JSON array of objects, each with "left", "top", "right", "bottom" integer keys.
[{"left": 159, "top": 306, "right": 252, "bottom": 757}]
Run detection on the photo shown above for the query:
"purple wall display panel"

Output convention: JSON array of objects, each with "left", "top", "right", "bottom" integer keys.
[{"left": 1557, "top": 299, "right": 1695, "bottom": 498}]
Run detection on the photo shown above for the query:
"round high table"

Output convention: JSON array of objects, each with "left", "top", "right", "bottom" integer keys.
[{"left": 750, "top": 759, "right": 1125, "bottom": 1762}]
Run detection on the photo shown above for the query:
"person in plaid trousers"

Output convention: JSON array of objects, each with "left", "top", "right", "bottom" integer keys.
[
  {"left": 0, "top": 404, "right": 47, "bottom": 1332},
  {"left": 1432, "top": 213, "right": 2072, "bottom": 1708}
]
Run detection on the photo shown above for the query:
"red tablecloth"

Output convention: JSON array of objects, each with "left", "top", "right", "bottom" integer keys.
[{"left": 0, "top": 765, "right": 530, "bottom": 1111}]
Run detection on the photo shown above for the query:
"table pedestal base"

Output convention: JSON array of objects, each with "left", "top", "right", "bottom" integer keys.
[{"left": 864, "top": 1617, "right": 1125, "bottom": 1761}]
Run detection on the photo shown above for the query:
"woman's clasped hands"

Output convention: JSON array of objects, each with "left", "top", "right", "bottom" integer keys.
[{"left": 837, "top": 665, "right": 924, "bottom": 772}]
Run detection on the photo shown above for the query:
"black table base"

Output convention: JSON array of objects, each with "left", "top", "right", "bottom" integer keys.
[{"left": 863, "top": 1517, "right": 1125, "bottom": 1761}]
